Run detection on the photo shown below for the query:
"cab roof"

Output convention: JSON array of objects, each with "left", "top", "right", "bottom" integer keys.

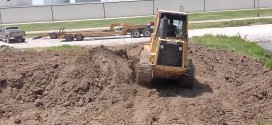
[{"left": 158, "top": 10, "right": 188, "bottom": 15}]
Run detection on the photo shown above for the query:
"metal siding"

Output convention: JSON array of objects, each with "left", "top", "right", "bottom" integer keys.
[
  {"left": 52, "top": 3, "right": 104, "bottom": 21},
  {"left": 206, "top": 0, "right": 254, "bottom": 11},
  {"left": 0, "top": 6, "right": 52, "bottom": 24},
  {"left": 15, "top": 0, "right": 32, "bottom": 6},
  {"left": 104, "top": 1, "right": 153, "bottom": 18},
  {"left": 154, "top": 0, "right": 182, "bottom": 12},
  {"left": 44, "top": 0, "right": 70, "bottom": 5},
  {"left": 180, "top": 0, "right": 204, "bottom": 12},
  {"left": 259, "top": 0, "right": 272, "bottom": 8}
]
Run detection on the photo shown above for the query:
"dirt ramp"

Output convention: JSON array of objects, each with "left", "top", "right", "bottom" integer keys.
[{"left": 43, "top": 46, "right": 134, "bottom": 108}]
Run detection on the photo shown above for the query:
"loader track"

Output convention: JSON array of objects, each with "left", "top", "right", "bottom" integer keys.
[
  {"left": 222, "top": 102, "right": 239, "bottom": 124},
  {"left": 137, "top": 50, "right": 152, "bottom": 86},
  {"left": 180, "top": 59, "right": 195, "bottom": 88}
]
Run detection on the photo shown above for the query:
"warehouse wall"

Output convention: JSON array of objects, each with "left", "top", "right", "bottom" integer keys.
[
  {"left": 154, "top": 0, "right": 181, "bottom": 12},
  {"left": 153, "top": 0, "right": 204, "bottom": 13},
  {"left": 104, "top": 1, "right": 153, "bottom": 18},
  {"left": 259, "top": 0, "right": 272, "bottom": 8},
  {"left": 0, "top": 6, "right": 52, "bottom": 24},
  {"left": 180, "top": 0, "right": 204, "bottom": 12},
  {"left": 52, "top": 3, "right": 104, "bottom": 21},
  {"left": 0, "top": 0, "right": 271, "bottom": 24},
  {"left": 205, "top": 0, "right": 255, "bottom": 11}
]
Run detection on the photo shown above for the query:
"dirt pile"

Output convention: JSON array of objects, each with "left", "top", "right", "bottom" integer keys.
[
  {"left": 0, "top": 43, "right": 271, "bottom": 125},
  {"left": 0, "top": 45, "right": 139, "bottom": 125},
  {"left": 189, "top": 44, "right": 272, "bottom": 125}
]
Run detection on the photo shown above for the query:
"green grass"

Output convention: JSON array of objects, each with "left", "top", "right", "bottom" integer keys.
[
  {"left": 45, "top": 44, "right": 83, "bottom": 51},
  {"left": 1, "top": 45, "right": 84, "bottom": 52},
  {"left": 0, "top": 47, "right": 17, "bottom": 52},
  {"left": 26, "top": 33, "right": 47, "bottom": 38},
  {"left": 256, "top": 120, "right": 272, "bottom": 125},
  {"left": 25, "top": 18, "right": 272, "bottom": 38},
  {"left": 25, "top": 48, "right": 36, "bottom": 52},
  {"left": 192, "top": 35, "right": 272, "bottom": 69},
  {"left": 189, "top": 18, "right": 272, "bottom": 29},
  {"left": 1, "top": 8, "right": 272, "bottom": 32},
  {"left": 189, "top": 8, "right": 272, "bottom": 21},
  {"left": 10, "top": 16, "right": 154, "bottom": 32}
]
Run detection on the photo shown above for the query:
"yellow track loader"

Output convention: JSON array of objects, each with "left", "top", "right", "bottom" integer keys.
[{"left": 137, "top": 10, "right": 194, "bottom": 87}]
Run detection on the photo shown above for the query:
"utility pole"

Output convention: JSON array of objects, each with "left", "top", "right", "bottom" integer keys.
[
  {"left": 257, "top": 0, "right": 260, "bottom": 17},
  {"left": 204, "top": 0, "right": 206, "bottom": 12}
]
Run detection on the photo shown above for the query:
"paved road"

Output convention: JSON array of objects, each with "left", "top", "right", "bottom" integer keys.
[
  {"left": 0, "top": 36, "right": 149, "bottom": 48},
  {"left": 1, "top": 24, "right": 272, "bottom": 52}
]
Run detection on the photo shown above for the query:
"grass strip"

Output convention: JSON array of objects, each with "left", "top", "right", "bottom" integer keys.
[
  {"left": 1, "top": 8, "right": 272, "bottom": 32},
  {"left": 192, "top": 35, "right": 272, "bottom": 69}
]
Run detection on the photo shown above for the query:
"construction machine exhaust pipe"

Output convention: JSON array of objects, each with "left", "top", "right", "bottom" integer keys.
[{"left": 160, "top": 16, "right": 169, "bottom": 39}]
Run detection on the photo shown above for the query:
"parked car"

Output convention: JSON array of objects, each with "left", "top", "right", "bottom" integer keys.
[{"left": 0, "top": 26, "right": 26, "bottom": 43}]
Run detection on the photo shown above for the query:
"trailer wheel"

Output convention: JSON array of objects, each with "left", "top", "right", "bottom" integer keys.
[
  {"left": 143, "top": 29, "right": 152, "bottom": 37},
  {"left": 6, "top": 36, "right": 10, "bottom": 44},
  {"left": 75, "top": 34, "right": 84, "bottom": 41},
  {"left": 21, "top": 38, "right": 25, "bottom": 42},
  {"left": 131, "top": 29, "right": 141, "bottom": 38},
  {"left": 65, "top": 35, "right": 74, "bottom": 41},
  {"left": 50, "top": 32, "right": 58, "bottom": 39},
  {"left": 17, "top": 38, "right": 25, "bottom": 43}
]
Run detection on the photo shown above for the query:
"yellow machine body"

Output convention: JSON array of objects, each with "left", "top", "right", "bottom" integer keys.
[
  {"left": 144, "top": 10, "right": 189, "bottom": 80},
  {"left": 137, "top": 10, "right": 194, "bottom": 87}
]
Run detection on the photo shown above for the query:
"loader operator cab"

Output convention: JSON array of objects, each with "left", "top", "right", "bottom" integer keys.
[
  {"left": 158, "top": 13, "right": 187, "bottom": 39},
  {"left": 167, "top": 19, "right": 178, "bottom": 37}
]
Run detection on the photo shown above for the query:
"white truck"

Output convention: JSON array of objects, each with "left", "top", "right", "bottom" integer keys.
[{"left": 0, "top": 26, "right": 26, "bottom": 43}]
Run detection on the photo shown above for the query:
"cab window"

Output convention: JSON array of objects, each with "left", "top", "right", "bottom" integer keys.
[{"left": 173, "top": 20, "right": 184, "bottom": 36}]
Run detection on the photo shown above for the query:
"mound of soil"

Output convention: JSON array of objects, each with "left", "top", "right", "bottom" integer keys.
[{"left": 0, "top": 43, "right": 271, "bottom": 125}]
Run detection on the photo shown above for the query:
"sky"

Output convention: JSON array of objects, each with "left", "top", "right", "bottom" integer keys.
[{"left": 32, "top": 0, "right": 76, "bottom": 5}]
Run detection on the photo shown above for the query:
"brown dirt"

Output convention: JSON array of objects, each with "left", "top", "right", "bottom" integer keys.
[{"left": 0, "top": 43, "right": 271, "bottom": 125}]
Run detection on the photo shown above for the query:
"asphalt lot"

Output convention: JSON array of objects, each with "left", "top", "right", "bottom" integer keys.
[{"left": 0, "top": 35, "right": 149, "bottom": 48}]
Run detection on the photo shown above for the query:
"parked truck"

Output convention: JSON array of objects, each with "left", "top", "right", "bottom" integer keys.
[{"left": 0, "top": 26, "right": 26, "bottom": 43}]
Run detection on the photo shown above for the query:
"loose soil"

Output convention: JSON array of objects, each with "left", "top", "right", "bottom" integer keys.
[{"left": 0, "top": 43, "right": 271, "bottom": 125}]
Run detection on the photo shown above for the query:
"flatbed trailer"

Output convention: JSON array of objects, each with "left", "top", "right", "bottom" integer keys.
[{"left": 33, "top": 22, "right": 153, "bottom": 41}]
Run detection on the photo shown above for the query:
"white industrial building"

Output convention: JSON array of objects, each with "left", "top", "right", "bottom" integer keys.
[
  {"left": 44, "top": 0, "right": 70, "bottom": 5},
  {"left": 101, "top": 0, "right": 137, "bottom": 2},
  {"left": 0, "top": 0, "right": 138, "bottom": 7},
  {"left": 75, "top": 0, "right": 101, "bottom": 3},
  {"left": 74, "top": 0, "right": 137, "bottom": 3},
  {"left": 0, "top": 0, "right": 32, "bottom": 7},
  {"left": 74, "top": 0, "right": 136, "bottom": 3}
]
